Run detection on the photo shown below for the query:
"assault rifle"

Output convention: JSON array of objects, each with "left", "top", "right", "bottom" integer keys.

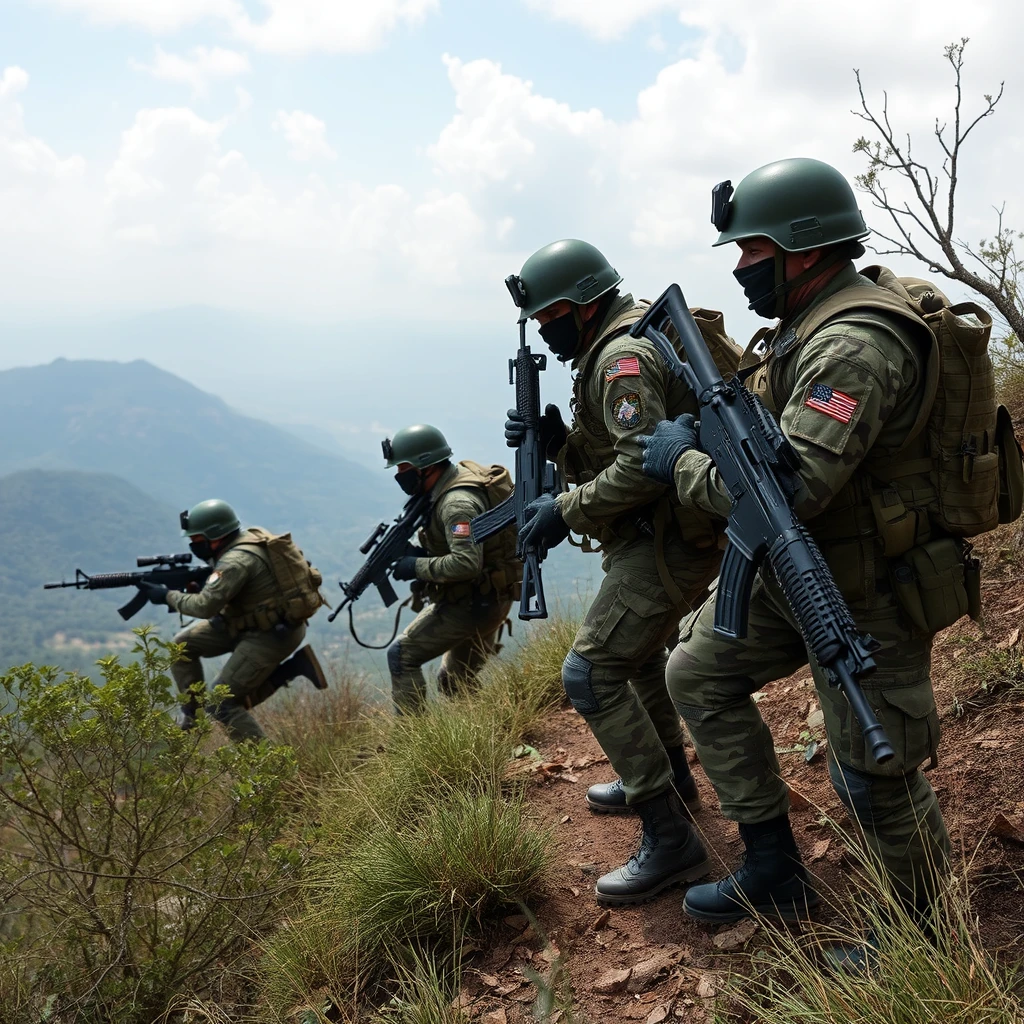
[
  {"left": 470, "top": 276, "right": 563, "bottom": 620},
  {"left": 631, "top": 283, "right": 895, "bottom": 764},
  {"left": 44, "top": 554, "right": 212, "bottom": 621},
  {"left": 327, "top": 486, "right": 432, "bottom": 637}
]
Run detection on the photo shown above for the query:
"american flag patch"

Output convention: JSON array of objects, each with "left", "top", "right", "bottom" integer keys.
[
  {"left": 452, "top": 522, "right": 471, "bottom": 538},
  {"left": 605, "top": 356, "right": 640, "bottom": 381},
  {"left": 805, "top": 383, "right": 858, "bottom": 424}
]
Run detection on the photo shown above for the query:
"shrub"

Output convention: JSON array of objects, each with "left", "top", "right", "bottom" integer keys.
[{"left": 0, "top": 630, "right": 301, "bottom": 1024}]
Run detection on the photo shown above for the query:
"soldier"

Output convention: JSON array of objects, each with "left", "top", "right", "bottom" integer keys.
[
  {"left": 136, "top": 499, "right": 328, "bottom": 742},
  {"left": 506, "top": 239, "right": 738, "bottom": 906},
  {"left": 640, "top": 158, "right": 952, "bottom": 963},
  {"left": 385, "top": 424, "right": 522, "bottom": 714}
]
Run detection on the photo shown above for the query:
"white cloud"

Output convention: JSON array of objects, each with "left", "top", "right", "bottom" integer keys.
[
  {"left": 272, "top": 110, "right": 336, "bottom": 161},
  {"left": 231, "top": 0, "right": 439, "bottom": 56},
  {"left": 522, "top": 0, "right": 679, "bottom": 41},
  {"left": 38, "top": 0, "right": 438, "bottom": 55},
  {"left": 131, "top": 45, "right": 250, "bottom": 97}
]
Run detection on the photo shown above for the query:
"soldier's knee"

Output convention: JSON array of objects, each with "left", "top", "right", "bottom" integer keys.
[
  {"left": 387, "top": 640, "right": 404, "bottom": 680},
  {"left": 561, "top": 649, "right": 600, "bottom": 715},
  {"left": 829, "top": 757, "right": 880, "bottom": 824}
]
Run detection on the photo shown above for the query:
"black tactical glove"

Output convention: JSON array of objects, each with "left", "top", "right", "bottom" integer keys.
[
  {"left": 518, "top": 493, "right": 570, "bottom": 551},
  {"left": 392, "top": 556, "right": 420, "bottom": 581},
  {"left": 637, "top": 414, "right": 700, "bottom": 485},
  {"left": 137, "top": 581, "right": 169, "bottom": 606},
  {"left": 505, "top": 404, "right": 568, "bottom": 460}
]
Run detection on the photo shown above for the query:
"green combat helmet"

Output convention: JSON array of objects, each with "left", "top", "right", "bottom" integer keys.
[
  {"left": 180, "top": 499, "right": 241, "bottom": 540},
  {"left": 513, "top": 239, "right": 623, "bottom": 322},
  {"left": 712, "top": 157, "right": 869, "bottom": 253},
  {"left": 383, "top": 424, "right": 452, "bottom": 469}
]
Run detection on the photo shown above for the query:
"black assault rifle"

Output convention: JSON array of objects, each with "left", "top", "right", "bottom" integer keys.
[
  {"left": 327, "top": 486, "right": 432, "bottom": 637},
  {"left": 470, "top": 276, "right": 563, "bottom": 620},
  {"left": 630, "top": 283, "right": 895, "bottom": 764},
  {"left": 44, "top": 554, "right": 212, "bottom": 621}
]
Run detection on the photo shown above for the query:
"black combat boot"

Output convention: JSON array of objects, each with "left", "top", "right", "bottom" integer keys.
[
  {"left": 268, "top": 645, "right": 329, "bottom": 692},
  {"left": 683, "top": 815, "right": 819, "bottom": 923},
  {"left": 586, "top": 745, "right": 701, "bottom": 818},
  {"left": 594, "top": 787, "right": 711, "bottom": 907}
]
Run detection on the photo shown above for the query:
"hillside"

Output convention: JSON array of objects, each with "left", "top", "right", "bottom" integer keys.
[
  {"left": 0, "top": 358, "right": 393, "bottom": 540},
  {"left": 0, "top": 469, "right": 178, "bottom": 672}
]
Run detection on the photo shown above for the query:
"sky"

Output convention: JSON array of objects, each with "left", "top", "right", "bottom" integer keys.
[{"left": 2, "top": 0, "right": 1023, "bottom": 464}]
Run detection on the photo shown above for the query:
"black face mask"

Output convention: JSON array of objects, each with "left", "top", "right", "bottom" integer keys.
[
  {"left": 733, "top": 256, "right": 781, "bottom": 319},
  {"left": 395, "top": 467, "right": 422, "bottom": 496},
  {"left": 538, "top": 312, "right": 581, "bottom": 361},
  {"left": 189, "top": 538, "right": 214, "bottom": 563}
]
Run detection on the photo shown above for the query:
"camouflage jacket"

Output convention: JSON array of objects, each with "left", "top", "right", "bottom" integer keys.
[
  {"left": 673, "top": 264, "right": 930, "bottom": 547},
  {"left": 556, "top": 292, "right": 710, "bottom": 547},
  {"left": 414, "top": 462, "right": 490, "bottom": 585},
  {"left": 167, "top": 529, "right": 279, "bottom": 620}
]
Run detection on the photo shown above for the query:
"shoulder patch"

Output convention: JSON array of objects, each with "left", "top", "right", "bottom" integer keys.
[
  {"left": 451, "top": 522, "right": 471, "bottom": 538},
  {"left": 605, "top": 355, "right": 641, "bottom": 382},
  {"left": 805, "top": 382, "right": 858, "bottom": 424},
  {"left": 206, "top": 571, "right": 222, "bottom": 586},
  {"left": 611, "top": 391, "right": 643, "bottom": 429}
]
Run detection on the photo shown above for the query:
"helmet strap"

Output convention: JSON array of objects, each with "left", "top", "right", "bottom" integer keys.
[{"left": 766, "top": 241, "right": 861, "bottom": 319}]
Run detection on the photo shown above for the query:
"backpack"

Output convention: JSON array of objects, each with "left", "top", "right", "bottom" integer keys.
[
  {"left": 245, "top": 527, "right": 328, "bottom": 622},
  {"left": 798, "top": 265, "right": 1024, "bottom": 538}
]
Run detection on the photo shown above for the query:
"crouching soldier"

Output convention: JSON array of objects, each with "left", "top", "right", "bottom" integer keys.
[
  {"left": 385, "top": 424, "right": 522, "bottom": 713},
  {"left": 136, "top": 499, "right": 329, "bottom": 742}
]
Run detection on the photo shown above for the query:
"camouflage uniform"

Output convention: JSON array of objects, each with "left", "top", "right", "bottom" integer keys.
[
  {"left": 389, "top": 462, "right": 516, "bottom": 713},
  {"left": 556, "top": 292, "right": 724, "bottom": 805},
  {"left": 667, "top": 263, "right": 951, "bottom": 905},
  {"left": 168, "top": 529, "right": 305, "bottom": 742}
]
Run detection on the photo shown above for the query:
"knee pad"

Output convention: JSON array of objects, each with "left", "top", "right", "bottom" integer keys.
[
  {"left": 387, "top": 640, "right": 404, "bottom": 679},
  {"left": 561, "top": 649, "right": 599, "bottom": 715},
  {"left": 829, "top": 757, "right": 878, "bottom": 825}
]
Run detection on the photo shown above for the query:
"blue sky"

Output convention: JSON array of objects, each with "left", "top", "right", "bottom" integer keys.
[{"left": 1, "top": 0, "right": 1021, "bottom": 461}]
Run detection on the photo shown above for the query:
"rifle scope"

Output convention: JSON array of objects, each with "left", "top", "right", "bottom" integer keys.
[{"left": 137, "top": 553, "right": 193, "bottom": 567}]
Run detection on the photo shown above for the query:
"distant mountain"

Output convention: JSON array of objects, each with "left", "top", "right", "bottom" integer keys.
[
  {"left": 0, "top": 469, "right": 179, "bottom": 671},
  {"left": 0, "top": 358, "right": 393, "bottom": 542}
]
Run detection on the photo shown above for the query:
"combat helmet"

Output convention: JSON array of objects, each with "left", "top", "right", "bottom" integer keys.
[
  {"left": 383, "top": 424, "right": 452, "bottom": 469},
  {"left": 510, "top": 239, "right": 623, "bottom": 322},
  {"left": 180, "top": 499, "right": 240, "bottom": 540},
  {"left": 712, "top": 157, "right": 869, "bottom": 252}
]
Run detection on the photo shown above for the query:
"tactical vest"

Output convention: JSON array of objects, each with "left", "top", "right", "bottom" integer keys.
[
  {"left": 422, "top": 460, "right": 523, "bottom": 602},
  {"left": 564, "top": 299, "right": 740, "bottom": 551},
  {"left": 743, "top": 266, "right": 1024, "bottom": 556},
  {"left": 222, "top": 528, "right": 327, "bottom": 633}
]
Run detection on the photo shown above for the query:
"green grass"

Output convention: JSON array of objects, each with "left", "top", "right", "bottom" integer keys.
[{"left": 257, "top": 618, "right": 574, "bottom": 1019}]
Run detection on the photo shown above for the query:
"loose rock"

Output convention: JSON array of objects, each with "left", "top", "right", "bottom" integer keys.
[
  {"left": 712, "top": 918, "right": 759, "bottom": 951},
  {"left": 592, "top": 967, "right": 632, "bottom": 995}
]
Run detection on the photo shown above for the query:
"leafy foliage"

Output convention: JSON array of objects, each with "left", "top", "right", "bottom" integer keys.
[{"left": 0, "top": 631, "right": 302, "bottom": 1023}]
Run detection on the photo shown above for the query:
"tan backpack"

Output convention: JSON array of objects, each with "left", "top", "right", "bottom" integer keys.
[
  {"left": 798, "top": 265, "right": 1024, "bottom": 538},
  {"left": 245, "top": 527, "right": 328, "bottom": 622}
]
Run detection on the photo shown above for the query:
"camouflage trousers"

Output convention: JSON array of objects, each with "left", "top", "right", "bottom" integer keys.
[
  {"left": 564, "top": 536, "right": 721, "bottom": 805},
  {"left": 388, "top": 591, "right": 512, "bottom": 714},
  {"left": 171, "top": 619, "right": 305, "bottom": 742},
  {"left": 667, "top": 564, "right": 951, "bottom": 907}
]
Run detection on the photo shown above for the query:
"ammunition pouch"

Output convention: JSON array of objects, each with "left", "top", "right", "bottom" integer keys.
[
  {"left": 225, "top": 601, "right": 304, "bottom": 636},
  {"left": 425, "top": 566, "right": 520, "bottom": 605},
  {"left": 889, "top": 537, "right": 980, "bottom": 634}
]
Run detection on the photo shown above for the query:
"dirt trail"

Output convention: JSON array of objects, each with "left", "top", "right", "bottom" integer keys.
[{"left": 468, "top": 552, "right": 1024, "bottom": 1023}]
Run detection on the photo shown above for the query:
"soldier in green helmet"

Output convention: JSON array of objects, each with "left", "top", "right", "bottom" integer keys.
[
  {"left": 506, "top": 239, "right": 742, "bottom": 906},
  {"left": 384, "top": 425, "right": 522, "bottom": 714},
  {"left": 136, "top": 499, "right": 329, "bottom": 742},
  {"left": 639, "top": 157, "right": 952, "bottom": 965}
]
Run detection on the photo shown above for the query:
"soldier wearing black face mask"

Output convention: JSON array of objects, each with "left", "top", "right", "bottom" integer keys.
[
  {"left": 383, "top": 425, "right": 521, "bottom": 713},
  {"left": 137, "top": 499, "right": 328, "bottom": 742}
]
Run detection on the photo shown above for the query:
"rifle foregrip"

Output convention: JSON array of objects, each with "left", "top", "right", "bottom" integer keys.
[{"left": 516, "top": 354, "right": 541, "bottom": 426}]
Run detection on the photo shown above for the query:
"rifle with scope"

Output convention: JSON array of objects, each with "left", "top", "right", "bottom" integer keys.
[{"left": 44, "top": 554, "right": 213, "bottom": 621}]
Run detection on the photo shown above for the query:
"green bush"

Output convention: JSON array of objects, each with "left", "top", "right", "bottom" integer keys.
[{"left": 0, "top": 631, "right": 302, "bottom": 1024}]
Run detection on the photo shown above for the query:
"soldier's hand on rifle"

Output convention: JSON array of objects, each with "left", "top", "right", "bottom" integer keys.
[
  {"left": 519, "top": 493, "right": 570, "bottom": 551},
  {"left": 404, "top": 544, "right": 428, "bottom": 558},
  {"left": 638, "top": 414, "right": 700, "bottom": 485},
  {"left": 391, "top": 556, "right": 420, "bottom": 581},
  {"left": 137, "top": 581, "right": 169, "bottom": 606},
  {"left": 505, "top": 405, "right": 567, "bottom": 459}
]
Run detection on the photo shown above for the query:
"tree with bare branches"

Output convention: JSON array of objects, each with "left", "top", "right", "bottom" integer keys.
[{"left": 852, "top": 38, "right": 1024, "bottom": 372}]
